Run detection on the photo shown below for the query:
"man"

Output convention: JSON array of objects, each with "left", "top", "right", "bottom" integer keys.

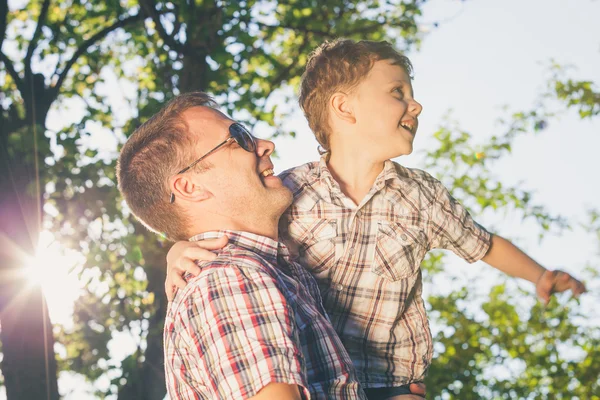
[{"left": 116, "top": 92, "right": 366, "bottom": 399}]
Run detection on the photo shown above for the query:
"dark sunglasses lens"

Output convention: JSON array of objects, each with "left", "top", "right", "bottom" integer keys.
[{"left": 230, "top": 124, "right": 256, "bottom": 152}]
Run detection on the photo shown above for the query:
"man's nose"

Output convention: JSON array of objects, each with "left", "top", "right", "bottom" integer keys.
[{"left": 255, "top": 138, "right": 275, "bottom": 158}]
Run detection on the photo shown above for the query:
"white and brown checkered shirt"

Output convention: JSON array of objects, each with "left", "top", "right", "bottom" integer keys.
[{"left": 279, "top": 156, "right": 491, "bottom": 387}]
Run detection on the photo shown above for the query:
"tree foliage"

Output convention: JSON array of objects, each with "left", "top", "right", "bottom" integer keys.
[{"left": 1, "top": 1, "right": 598, "bottom": 399}]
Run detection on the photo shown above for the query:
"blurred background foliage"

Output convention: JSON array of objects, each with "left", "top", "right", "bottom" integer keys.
[{"left": 1, "top": 0, "right": 598, "bottom": 399}]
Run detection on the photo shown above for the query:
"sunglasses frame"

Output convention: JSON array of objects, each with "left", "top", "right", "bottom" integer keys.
[{"left": 169, "top": 123, "right": 256, "bottom": 204}]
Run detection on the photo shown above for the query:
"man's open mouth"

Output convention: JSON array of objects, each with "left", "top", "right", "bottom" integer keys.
[{"left": 260, "top": 168, "right": 274, "bottom": 177}]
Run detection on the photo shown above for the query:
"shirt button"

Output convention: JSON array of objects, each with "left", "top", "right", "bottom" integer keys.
[
  {"left": 347, "top": 247, "right": 355, "bottom": 255},
  {"left": 401, "top": 234, "right": 408, "bottom": 241},
  {"left": 335, "top": 284, "right": 344, "bottom": 291},
  {"left": 356, "top": 211, "right": 362, "bottom": 218}
]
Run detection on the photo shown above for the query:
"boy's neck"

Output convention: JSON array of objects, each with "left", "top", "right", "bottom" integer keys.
[{"left": 326, "top": 149, "right": 386, "bottom": 206}]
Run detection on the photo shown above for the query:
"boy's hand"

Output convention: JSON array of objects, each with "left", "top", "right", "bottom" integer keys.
[
  {"left": 535, "top": 269, "right": 587, "bottom": 305},
  {"left": 165, "top": 236, "right": 229, "bottom": 301}
]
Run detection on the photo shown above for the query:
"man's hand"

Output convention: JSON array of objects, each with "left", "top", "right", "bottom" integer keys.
[
  {"left": 409, "top": 382, "right": 426, "bottom": 398},
  {"left": 536, "top": 269, "right": 587, "bottom": 305},
  {"left": 165, "top": 236, "right": 229, "bottom": 301}
]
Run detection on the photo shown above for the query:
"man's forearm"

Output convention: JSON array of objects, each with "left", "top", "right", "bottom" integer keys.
[
  {"left": 481, "top": 234, "right": 546, "bottom": 284},
  {"left": 249, "top": 383, "right": 302, "bottom": 400}
]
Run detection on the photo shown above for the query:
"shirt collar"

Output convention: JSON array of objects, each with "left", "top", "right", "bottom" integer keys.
[
  {"left": 311, "top": 154, "right": 400, "bottom": 201},
  {"left": 377, "top": 159, "right": 400, "bottom": 186},
  {"left": 188, "top": 230, "right": 291, "bottom": 264}
]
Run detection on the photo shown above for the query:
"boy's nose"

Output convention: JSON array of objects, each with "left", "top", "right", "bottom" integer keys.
[
  {"left": 410, "top": 99, "right": 423, "bottom": 117},
  {"left": 255, "top": 138, "right": 275, "bottom": 158}
]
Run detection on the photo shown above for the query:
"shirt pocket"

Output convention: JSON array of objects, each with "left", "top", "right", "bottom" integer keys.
[
  {"left": 287, "top": 219, "right": 339, "bottom": 274},
  {"left": 372, "top": 221, "right": 427, "bottom": 281}
]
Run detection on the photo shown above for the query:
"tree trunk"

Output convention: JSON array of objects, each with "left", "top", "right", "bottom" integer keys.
[
  {"left": 0, "top": 80, "right": 59, "bottom": 399},
  {"left": 0, "top": 139, "right": 59, "bottom": 400},
  {"left": 117, "top": 230, "right": 168, "bottom": 400},
  {"left": 0, "top": 274, "right": 59, "bottom": 400},
  {"left": 179, "top": 51, "right": 209, "bottom": 92}
]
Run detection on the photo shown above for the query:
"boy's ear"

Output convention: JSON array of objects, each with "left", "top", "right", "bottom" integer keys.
[
  {"left": 170, "top": 174, "right": 212, "bottom": 204},
  {"left": 329, "top": 92, "right": 356, "bottom": 124}
]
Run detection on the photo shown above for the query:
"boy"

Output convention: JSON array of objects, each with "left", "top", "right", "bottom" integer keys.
[{"left": 165, "top": 40, "right": 586, "bottom": 399}]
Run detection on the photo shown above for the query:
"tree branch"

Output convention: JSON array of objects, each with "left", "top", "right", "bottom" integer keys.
[
  {"left": 0, "top": 52, "right": 26, "bottom": 95},
  {"left": 269, "top": 38, "right": 310, "bottom": 89},
  {"left": 0, "top": 0, "right": 8, "bottom": 53},
  {"left": 24, "top": 0, "right": 50, "bottom": 70},
  {"left": 254, "top": 20, "right": 332, "bottom": 39},
  {"left": 258, "top": 37, "right": 310, "bottom": 110},
  {"left": 138, "top": 0, "right": 184, "bottom": 53},
  {"left": 255, "top": 17, "right": 409, "bottom": 40},
  {"left": 50, "top": 12, "right": 144, "bottom": 99}
]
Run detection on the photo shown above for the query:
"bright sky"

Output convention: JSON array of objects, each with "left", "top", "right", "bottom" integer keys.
[{"left": 2, "top": 0, "right": 599, "bottom": 399}]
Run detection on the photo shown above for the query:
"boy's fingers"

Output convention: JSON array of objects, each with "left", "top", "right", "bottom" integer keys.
[
  {"left": 542, "top": 294, "right": 550, "bottom": 305},
  {"left": 183, "top": 247, "right": 219, "bottom": 263},
  {"left": 169, "top": 273, "right": 188, "bottom": 290},
  {"left": 537, "top": 285, "right": 551, "bottom": 305},
  {"left": 571, "top": 279, "right": 586, "bottom": 296},
  {"left": 181, "top": 258, "right": 202, "bottom": 276},
  {"left": 165, "top": 283, "right": 177, "bottom": 302},
  {"left": 566, "top": 278, "right": 578, "bottom": 293},
  {"left": 165, "top": 273, "right": 189, "bottom": 300},
  {"left": 541, "top": 269, "right": 587, "bottom": 300},
  {"left": 193, "top": 236, "right": 229, "bottom": 250}
]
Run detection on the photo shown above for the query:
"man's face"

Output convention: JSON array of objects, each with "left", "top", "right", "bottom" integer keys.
[
  {"left": 347, "top": 59, "right": 423, "bottom": 160},
  {"left": 180, "top": 106, "right": 292, "bottom": 222}
]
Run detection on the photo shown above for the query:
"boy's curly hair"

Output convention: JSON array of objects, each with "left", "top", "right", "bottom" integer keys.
[{"left": 299, "top": 39, "right": 413, "bottom": 151}]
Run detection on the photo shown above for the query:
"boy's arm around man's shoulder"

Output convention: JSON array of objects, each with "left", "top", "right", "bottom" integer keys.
[{"left": 167, "top": 262, "right": 309, "bottom": 399}]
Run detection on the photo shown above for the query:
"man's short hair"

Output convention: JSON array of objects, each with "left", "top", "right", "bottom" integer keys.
[
  {"left": 299, "top": 39, "right": 413, "bottom": 151},
  {"left": 117, "top": 92, "right": 217, "bottom": 241}
]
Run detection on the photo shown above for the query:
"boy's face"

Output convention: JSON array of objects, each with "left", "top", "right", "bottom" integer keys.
[{"left": 347, "top": 59, "right": 423, "bottom": 160}]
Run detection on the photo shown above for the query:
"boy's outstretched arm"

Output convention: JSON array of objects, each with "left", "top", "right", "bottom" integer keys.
[{"left": 482, "top": 234, "right": 587, "bottom": 304}]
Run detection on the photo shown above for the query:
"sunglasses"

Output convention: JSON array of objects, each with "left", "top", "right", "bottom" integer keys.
[{"left": 169, "top": 123, "right": 256, "bottom": 204}]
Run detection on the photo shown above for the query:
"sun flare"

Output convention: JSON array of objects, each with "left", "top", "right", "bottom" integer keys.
[{"left": 22, "top": 231, "right": 85, "bottom": 326}]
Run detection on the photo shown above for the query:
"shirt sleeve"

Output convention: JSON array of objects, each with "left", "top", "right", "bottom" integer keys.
[
  {"left": 426, "top": 179, "right": 492, "bottom": 263},
  {"left": 170, "top": 264, "right": 309, "bottom": 399}
]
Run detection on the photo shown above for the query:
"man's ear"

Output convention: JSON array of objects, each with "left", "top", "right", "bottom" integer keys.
[
  {"left": 170, "top": 174, "right": 212, "bottom": 203},
  {"left": 329, "top": 92, "right": 356, "bottom": 125}
]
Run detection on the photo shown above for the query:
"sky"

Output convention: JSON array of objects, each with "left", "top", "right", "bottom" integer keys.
[{"left": 2, "top": 0, "right": 600, "bottom": 399}]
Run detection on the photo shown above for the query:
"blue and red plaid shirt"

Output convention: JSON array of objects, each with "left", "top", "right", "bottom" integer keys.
[{"left": 164, "top": 230, "right": 366, "bottom": 399}]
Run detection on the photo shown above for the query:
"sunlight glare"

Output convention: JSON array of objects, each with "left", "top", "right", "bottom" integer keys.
[{"left": 23, "top": 231, "right": 85, "bottom": 327}]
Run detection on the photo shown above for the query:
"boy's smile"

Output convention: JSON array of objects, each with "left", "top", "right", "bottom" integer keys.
[{"left": 399, "top": 118, "right": 417, "bottom": 135}]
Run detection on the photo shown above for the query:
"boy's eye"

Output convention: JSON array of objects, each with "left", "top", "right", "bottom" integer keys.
[{"left": 393, "top": 87, "right": 404, "bottom": 97}]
